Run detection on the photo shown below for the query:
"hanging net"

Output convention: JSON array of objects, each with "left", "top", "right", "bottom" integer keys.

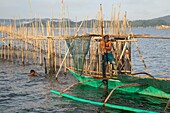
[{"left": 66, "top": 36, "right": 91, "bottom": 75}]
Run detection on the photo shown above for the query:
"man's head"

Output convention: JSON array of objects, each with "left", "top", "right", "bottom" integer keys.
[
  {"left": 104, "top": 35, "right": 109, "bottom": 42},
  {"left": 30, "top": 70, "right": 35, "bottom": 75}
]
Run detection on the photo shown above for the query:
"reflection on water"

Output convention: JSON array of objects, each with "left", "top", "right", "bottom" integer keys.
[{"left": 0, "top": 27, "right": 170, "bottom": 112}]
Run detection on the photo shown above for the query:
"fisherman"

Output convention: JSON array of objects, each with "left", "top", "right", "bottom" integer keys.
[
  {"left": 100, "top": 35, "right": 116, "bottom": 78},
  {"left": 28, "top": 69, "right": 38, "bottom": 76}
]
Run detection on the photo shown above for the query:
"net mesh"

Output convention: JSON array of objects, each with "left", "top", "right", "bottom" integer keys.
[
  {"left": 118, "top": 75, "right": 170, "bottom": 94},
  {"left": 66, "top": 36, "right": 91, "bottom": 75}
]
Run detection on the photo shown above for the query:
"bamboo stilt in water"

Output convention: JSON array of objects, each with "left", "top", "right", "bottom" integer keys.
[
  {"left": 25, "top": 39, "right": 28, "bottom": 64},
  {"left": 1, "top": 45, "right": 3, "bottom": 59},
  {"left": 9, "top": 40, "right": 13, "bottom": 62},
  {"left": 33, "top": 40, "right": 36, "bottom": 64},
  {"left": 64, "top": 40, "right": 67, "bottom": 73},
  {"left": 2, "top": 33, "right": 6, "bottom": 60},
  {"left": 9, "top": 25, "right": 12, "bottom": 62},
  {"left": 7, "top": 42, "right": 10, "bottom": 61},
  {"left": 1, "top": 44, "right": 3, "bottom": 59},
  {"left": 47, "top": 37, "right": 51, "bottom": 73},
  {"left": 54, "top": 39, "right": 57, "bottom": 72},
  {"left": 12, "top": 41, "right": 16, "bottom": 63},
  {"left": 31, "top": 40, "right": 34, "bottom": 64},
  {"left": 21, "top": 41, "right": 24, "bottom": 65},
  {"left": 17, "top": 41, "right": 20, "bottom": 63},
  {"left": 39, "top": 40, "right": 43, "bottom": 66},
  {"left": 36, "top": 40, "right": 38, "bottom": 64},
  {"left": 51, "top": 39, "right": 54, "bottom": 73},
  {"left": 44, "top": 57, "right": 47, "bottom": 74},
  {"left": 4, "top": 45, "right": 6, "bottom": 60}
]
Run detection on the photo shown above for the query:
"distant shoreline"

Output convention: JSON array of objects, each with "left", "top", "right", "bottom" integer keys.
[{"left": 0, "top": 15, "right": 170, "bottom": 28}]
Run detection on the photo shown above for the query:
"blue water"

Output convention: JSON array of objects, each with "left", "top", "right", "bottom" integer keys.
[{"left": 0, "top": 27, "right": 170, "bottom": 113}]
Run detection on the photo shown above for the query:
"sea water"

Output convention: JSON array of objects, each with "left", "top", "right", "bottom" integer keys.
[{"left": 0, "top": 27, "right": 170, "bottom": 113}]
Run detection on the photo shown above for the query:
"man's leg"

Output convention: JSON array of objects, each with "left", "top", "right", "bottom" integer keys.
[
  {"left": 112, "top": 61, "right": 117, "bottom": 75},
  {"left": 102, "top": 54, "right": 106, "bottom": 78}
]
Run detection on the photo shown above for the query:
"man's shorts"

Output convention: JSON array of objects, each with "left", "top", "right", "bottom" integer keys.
[{"left": 104, "top": 52, "right": 115, "bottom": 63}]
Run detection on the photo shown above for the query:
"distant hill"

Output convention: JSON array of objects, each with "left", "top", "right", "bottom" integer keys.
[
  {"left": 154, "top": 15, "right": 170, "bottom": 23},
  {"left": 130, "top": 15, "right": 170, "bottom": 27},
  {"left": 0, "top": 15, "right": 170, "bottom": 27}
]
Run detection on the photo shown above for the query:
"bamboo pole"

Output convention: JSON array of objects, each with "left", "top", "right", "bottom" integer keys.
[
  {"left": 1, "top": 33, "right": 4, "bottom": 60},
  {"left": 7, "top": 40, "right": 10, "bottom": 61},
  {"left": 44, "top": 57, "right": 47, "bottom": 74},
  {"left": 163, "top": 98, "right": 170, "bottom": 113},
  {"left": 33, "top": 40, "right": 36, "bottom": 64},
  {"left": 51, "top": 38, "right": 54, "bottom": 72},
  {"left": 64, "top": 40, "right": 67, "bottom": 73},
  {"left": 21, "top": 41, "right": 24, "bottom": 65},
  {"left": 98, "top": 42, "right": 101, "bottom": 73},
  {"left": 116, "top": 4, "right": 120, "bottom": 34},
  {"left": 3, "top": 39, "right": 6, "bottom": 60},
  {"left": 0, "top": 45, "right": 2, "bottom": 59},
  {"left": 61, "top": 80, "right": 95, "bottom": 94},
  {"left": 17, "top": 41, "right": 19, "bottom": 63},
  {"left": 40, "top": 40, "right": 43, "bottom": 66},
  {"left": 47, "top": 37, "right": 51, "bottom": 73},
  {"left": 9, "top": 24, "right": 12, "bottom": 62},
  {"left": 54, "top": 39, "right": 57, "bottom": 72},
  {"left": 103, "top": 83, "right": 146, "bottom": 105},
  {"left": 25, "top": 37, "right": 28, "bottom": 64},
  {"left": 134, "top": 38, "right": 149, "bottom": 73}
]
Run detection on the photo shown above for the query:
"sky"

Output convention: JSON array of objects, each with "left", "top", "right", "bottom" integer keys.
[{"left": 0, "top": 0, "right": 170, "bottom": 21}]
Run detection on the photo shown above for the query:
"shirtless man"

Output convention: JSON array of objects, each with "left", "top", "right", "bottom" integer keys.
[{"left": 100, "top": 35, "right": 115, "bottom": 77}]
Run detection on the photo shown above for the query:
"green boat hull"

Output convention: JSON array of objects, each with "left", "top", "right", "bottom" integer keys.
[{"left": 68, "top": 69, "right": 170, "bottom": 99}]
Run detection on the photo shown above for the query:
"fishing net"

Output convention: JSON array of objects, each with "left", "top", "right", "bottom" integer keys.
[
  {"left": 118, "top": 75, "right": 170, "bottom": 96},
  {"left": 66, "top": 36, "right": 91, "bottom": 75}
]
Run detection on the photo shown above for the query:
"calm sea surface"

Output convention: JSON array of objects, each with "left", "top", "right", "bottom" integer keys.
[{"left": 0, "top": 27, "right": 170, "bottom": 113}]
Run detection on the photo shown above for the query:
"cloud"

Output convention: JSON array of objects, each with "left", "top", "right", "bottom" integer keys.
[{"left": 0, "top": 0, "right": 170, "bottom": 20}]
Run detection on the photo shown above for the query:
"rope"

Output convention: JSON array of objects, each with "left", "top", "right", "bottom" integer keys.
[{"left": 127, "top": 21, "right": 149, "bottom": 73}]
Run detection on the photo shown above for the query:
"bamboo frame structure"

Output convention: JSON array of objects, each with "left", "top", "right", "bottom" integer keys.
[{"left": 0, "top": 2, "right": 169, "bottom": 79}]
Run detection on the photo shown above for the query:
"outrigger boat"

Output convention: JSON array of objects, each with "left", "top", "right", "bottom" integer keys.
[
  {"left": 51, "top": 34, "right": 170, "bottom": 113},
  {"left": 66, "top": 67, "right": 170, "bottom": 99},
  {"left": 51, "top": 4, "right": 170, "bottom": 113}
]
